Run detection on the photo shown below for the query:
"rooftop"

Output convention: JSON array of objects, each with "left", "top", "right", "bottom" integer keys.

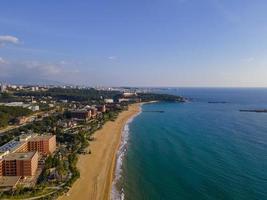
[
  {"left": 70, "top": 109, "right": 89, "bottom": 113},
  {"left": 19, "top": 134, "right": 37, "bottom": 142},
  {"left": 3, "top": 151, "right": 37, "bottom": 161},
  {"left": 0, "top": 102, "right": 30, "bottom": 107},
  {"left": 0, "top": 140, "right": 26, "bottom": 153},
  {"left": 0, "top": 176, "right": 20, "bottom": 189},
  {"left": 29, "top": 135, "right": 55, "bottom": 141},
  {"left": 0, "top": 151, "right": 9, "bottom": 159}
]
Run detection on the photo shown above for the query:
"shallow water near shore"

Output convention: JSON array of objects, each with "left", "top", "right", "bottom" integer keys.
[
  {"left": 111, "top": 107, "right": 142, "bottom": 200},
  {"left": 116, "top": 88, "right": 267, "bottom": 200}
]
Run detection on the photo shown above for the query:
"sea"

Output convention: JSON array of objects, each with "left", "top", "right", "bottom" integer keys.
[{"left": 111, "top": 88, "right": 267, "bottom": 200}]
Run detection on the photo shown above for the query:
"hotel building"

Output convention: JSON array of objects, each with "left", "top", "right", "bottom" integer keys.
[
  {"left": 2, "top": 152, "right": 38, "bottom": 177},
  {"left": 0, "top": 159, "right": 3, "bottom": 176},
  {"left": 70, "top": 109, "right": 91, "bottom": 121},
  {"left": 0, "top": 134, "right": 56, "bottom": 176},
  {"left": 27, "top": 135, "right": 56, "bottom": 155}
]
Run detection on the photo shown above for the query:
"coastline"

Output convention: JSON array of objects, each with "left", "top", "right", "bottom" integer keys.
[
  {"left": 59, "top": 103, "right": 142, "bottom": 200},
  {"left": 111, "top": 103, "right": 143, "bottom": 200}
]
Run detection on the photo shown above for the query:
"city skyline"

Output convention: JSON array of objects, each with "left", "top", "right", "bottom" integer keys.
[{"left": 0, "top": 0, "right": 267, "bottom": 87}]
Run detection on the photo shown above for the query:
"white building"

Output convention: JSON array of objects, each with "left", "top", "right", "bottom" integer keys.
[
  {"left": 31, "top": 86, "right": 39, "bottom": 91},
  {"left": 104, "top": 99, "right": 114, "bottom": 104},
  {"left": 0, "top": 84, "right": 6, "bottom": 92},
  {"left": 10, "top": 85, "right": 17, "bottom": 89},
  {"left": 29, "top": 105, "right": 39, "bottom": 112},
  {"left": 0, "top": 102, "right": 40, "bottom": 112},
  {"left": 118, "top": 98, "right": 130, "bottom": 103},
  {"left": 122, "top": 92, "right": 137, "bottom": 97}
]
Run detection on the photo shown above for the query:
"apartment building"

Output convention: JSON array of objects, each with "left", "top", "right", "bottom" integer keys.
[
  {"left": 27, "top": 135, "right": 56, "bottom": 155},
  {"left": 2, "top": 152, "right": 38, "bottom": 177}
]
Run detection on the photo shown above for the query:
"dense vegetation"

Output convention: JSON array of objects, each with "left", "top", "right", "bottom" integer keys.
[
  {"left": 138, "top": 93, "right": 185, "bottom": 102},
  {"left": 14, "top": 88, "right": 185, "bottom": 103},
  {"left": 0, "top": 92, "right": 22, "bottom": 102},
  {"left": 15, "top": 88, "right": 121, "bottom": 102},
  {"left": 0, "top": 105, "right": 32, "bottom": 128},
  {"left": 0, "top": 114, "right": 63, "bottom": 146}
]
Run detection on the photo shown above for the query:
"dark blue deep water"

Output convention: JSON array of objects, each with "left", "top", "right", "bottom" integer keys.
[{"left": 121, "top": 88, "right": 267, "bottom": 200}]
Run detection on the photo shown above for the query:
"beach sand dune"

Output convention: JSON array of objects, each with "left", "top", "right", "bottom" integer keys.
[{"left": 59, "top": 104, "right": 141, "bottom": 200}]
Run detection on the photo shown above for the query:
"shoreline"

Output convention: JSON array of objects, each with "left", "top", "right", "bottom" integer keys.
[
  {"left": 59, "top": 103, "right": 142, "bottom": 200},
  {"left": 111, "top": 103, "right": 143, "bottom": 200}
]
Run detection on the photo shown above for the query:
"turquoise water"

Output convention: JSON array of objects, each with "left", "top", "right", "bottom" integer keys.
[{"left": 119, "top": 88, "right": 267, "bottom": 200}]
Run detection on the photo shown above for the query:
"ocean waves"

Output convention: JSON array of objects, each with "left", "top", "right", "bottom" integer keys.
[{"left": 111, "top": 107, "right": 142, "bottom": 200}]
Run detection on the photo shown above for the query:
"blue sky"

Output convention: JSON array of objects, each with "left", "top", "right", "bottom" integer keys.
[{"left": 0, "top": 0, "right": 267, "bottom": 87}]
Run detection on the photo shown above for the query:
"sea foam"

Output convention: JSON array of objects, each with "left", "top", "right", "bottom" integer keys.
[{"left": 111, "top": 107, "right": 142, "bottom": 200}]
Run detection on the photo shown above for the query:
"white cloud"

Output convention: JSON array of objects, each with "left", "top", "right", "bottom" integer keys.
[
  {"left": 23, "top": 60, "right": 81, "bottom": 76},
  {"left": 0, "top": 59, "right": 81, "bottom": 84},
  {"left": 0, "top": 35, "right": 19, "bottom": 47},
  {"left": 108, "top": 56, "right": 117, "bottom": 60},
  {"left": 59, "top": 60, "right": 67, "bottom": 65},
  {"left": 242, "top": 57, "right": 255, "bottom": 63},
  {"left": 0, "top": 57, "right": 7, "bottom": 64}
]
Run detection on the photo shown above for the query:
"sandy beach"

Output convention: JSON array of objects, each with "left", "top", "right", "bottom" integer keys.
[{"left": 59, "top": 103, "right": 141, "bottom": 200}]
